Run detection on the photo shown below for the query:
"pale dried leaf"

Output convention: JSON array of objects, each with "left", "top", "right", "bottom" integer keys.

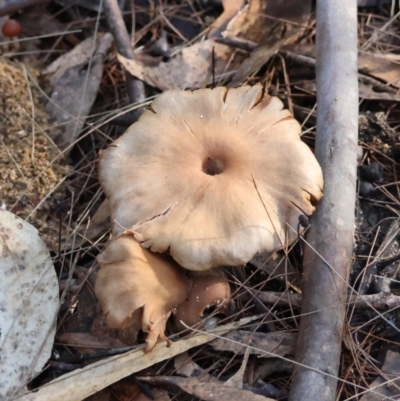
[
  {"left": 174, "top": 352, "right": 214, "bottom": 381},
  {"left": 56, "top": 332, "right": 127, "bottom": 352},
  {"left": 43, "top": 34, "right": 104, "bottom": 87},
  {"left": 139, "top": 375, "right": 274, "bottom": 401},
  {"left": 210, "top": 330, "right": 296, "bottom": 357},
  {"left": 0, "top": 210, "right": 58, "bottom": 400},
  {"left": 359, "top": 350, "right": 400, "bottom": 400},
  {"left": 208, "top": 0, "right": 245, "bottom": 38},
  {"left": 45, "top": 33, "right": 113, "bottom": 151},
  {"left": 224, "top": 348, "right": 250, "bottom": 389},
  {"left": 14, "top": 316, "right": 259, "bottom": 401},
  {"left": 118, "top": 40, "right": 232, "bottom": 91}
]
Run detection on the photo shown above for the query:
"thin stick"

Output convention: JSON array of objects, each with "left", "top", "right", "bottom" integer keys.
[
  {"left": 289, "top": 1, "right": 359, "bottom": 401},
  {"left": 22, "top": 65, "right": 35, "bottom": 163},
  {"left": 256, "top": 290, "right": 400, "bottom": 311},
  {"left": 0, "top": 0, "right": 49, "bottom": 17},
  {"left": 104, "top": 0, "right": 145, "bottom": 106}
]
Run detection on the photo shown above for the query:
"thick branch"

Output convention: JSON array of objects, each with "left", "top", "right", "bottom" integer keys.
[{"left": 289, "top": 1, "right": 359, "bottom": 401}]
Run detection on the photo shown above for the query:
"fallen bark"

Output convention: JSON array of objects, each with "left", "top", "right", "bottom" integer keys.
[{"left": 288, "top": 1, "right": 359, "bottom": 401}]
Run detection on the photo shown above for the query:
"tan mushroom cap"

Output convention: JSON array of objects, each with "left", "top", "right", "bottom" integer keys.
[
  {"left": 95, "top": 235, "right": 189, "bottom": 352},
  {"left": 100, "top": 85, "right": 323, "bottom": 271},
  {"left": 174, "top": 274, "right": 231, "bottom": 332}
]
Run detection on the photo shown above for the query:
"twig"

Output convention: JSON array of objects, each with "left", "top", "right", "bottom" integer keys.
[
  {"left": 289, "top": 1, "right": 359, "bottom": 401},
  {"left": 280, "top": 50, "right": 399, "bottom": 95},
  {"left": 216, "top": 36, "right": 399, "bottom": 96},
  {"left": 214, "top": 36, "right": 257, "bottom": 52},
  {"left": 0, "top": 0, "right": 49, "bottom": 17},
  {"left": 54, "top": 345, "right": 139, "bottom": 364},
  {"left": 104, "top": 0, "right": 145, "bottom": 108},
  {"left": 256, "top": 290, "right": 400, "bottom": 311}
]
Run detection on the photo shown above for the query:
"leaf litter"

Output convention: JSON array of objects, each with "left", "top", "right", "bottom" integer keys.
[
  {"left": 14, "top": 317, "right": 257, "bottom": 401},
  {"left": 1, "top": 1, "right": 400, "bottom": 400}
]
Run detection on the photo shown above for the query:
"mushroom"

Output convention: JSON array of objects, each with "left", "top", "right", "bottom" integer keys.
[
  {"left": 174, "top": 273, "right": 231, "bottom": 332},
  {"left": 1, "top": 19, "right": 22, "bottom": 38},
  {"left": 95, "top": 234, "right": 189, "bottom": 352},
  {"left": 1, "top": 19, "right": 21, "bottom": 53},
  {"left": 99, "top": 84, "right": 323, "bottom": 270}
]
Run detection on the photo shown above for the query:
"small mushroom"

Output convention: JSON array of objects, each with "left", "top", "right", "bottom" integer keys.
[
  {"left": 174, "top": 273, "right": 231, "bottom": 332},
  {"left": 95, "top": 235, "right": 189, "bottom": 352},
  {"left": 1, "top": 19, "right": 22, "bottom": 37},
  {"left": 1, "top": 19, "right": 21, "bottom": 53},
  {"left": 99, "top": 85, "right": 323, "bottom": 270}
]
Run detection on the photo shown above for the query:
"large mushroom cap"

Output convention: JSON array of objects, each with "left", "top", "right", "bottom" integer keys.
[
  {"left": 95, "top": 235, "right": 189, "bottom": 352},
  {"left": 100, "top": 85, "right": 323, "bottom": 271}
]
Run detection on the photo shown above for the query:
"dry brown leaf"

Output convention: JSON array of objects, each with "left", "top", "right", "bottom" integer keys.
[
  {"left": 56, "top": 332, "right": 127, "bottom": 353},
  {"left": 228, "top": 39, "right": 287, "bottom": 87},
  {"left": 118, "top": 40, "right": 232, "bottom": 91},
  {"left": 284, "top": 43, "right": 400, "bottom": 91},
  {"left": 81, "top": 199, "right": 111, "bottom": 242},
  {"left": 224, "top": 349, "right": 250, "bottom": 389},
  {"left": 111, "top": 380, "right": 170, "bottom": 401},
  {"left": 299, "top": 80, "right": 400, "bottom": 102},
  {"left": 174, "top": 352, "right": 214, "bottom": 381},
  {"left": 358, "top": 83, "right": 400, "bottom": 101},
  {"left": 250, "top": 252, "right": 302, "bottom": 287},
  {"left": 14, "top": 316, "right": 259, "bottom": 401},
  {"left": 139, "top": 376, "right": 275, "bottom": 401},
  {"left": 210, "top": 330, "right": 296, "bottom": 357},
  {"left": 0, "top": 210, "right": 58, "bottom": 400},
  {"left": 227, "top": 0, "right": 311, "bottom": 44},
  {"left": 359, "top": 350, "right": 400, "bottom": 400},
  {"left": 359, "top": 53, "right": 400, "bottom": 88},
  {"left": 227, "top": 0, "right": 312, "bottom": 87},
  {"left": 209, "top": 0, "right": 246, "bottom": 38}
]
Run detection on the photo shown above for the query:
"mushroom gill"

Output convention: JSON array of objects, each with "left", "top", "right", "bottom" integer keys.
[
  {"left": 99, "top": 84, "right": 323, "bottom": 270},
  {"left": 95, "top": 234, "right": 189, "bottom": 352}
]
